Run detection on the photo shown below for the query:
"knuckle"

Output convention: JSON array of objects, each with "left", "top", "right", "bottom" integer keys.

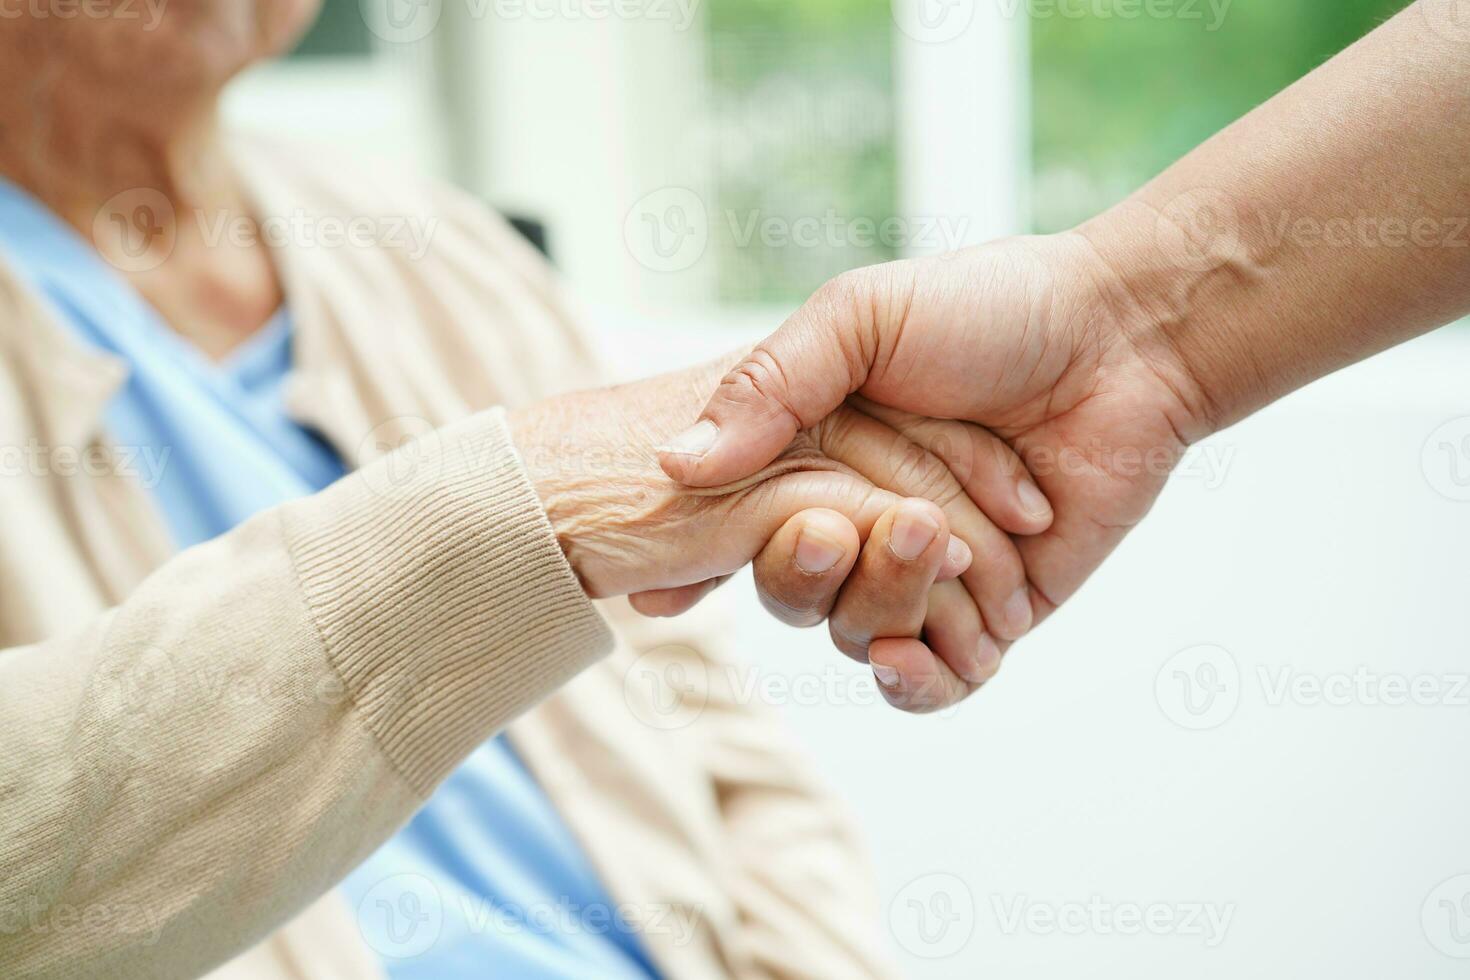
[
  {"left": 980, "top": 429, "right": 1022, "bottom": 482},
  {"left": 816, "top": 269, "right": 870, "bottom": 313},
  {"left": 827, "top": 619, "right": 871, "bottom": 661},
  {"left": 901, "top": 674, "right": 967, "bottom": 714},
  {"left": 972, "top": 540, "right": 1024, "bottom": 590},
  {"left": 756, "top": 589, "right": 826, "bottom": 629},
  {"left": 719, "top": 347, "right": 801, "bottom": 421},
  {"left": 891, "top": 443, "right": 961, "bottom": 505},
  {"left": 814, "top": 405, "right": 862, "bottom": 453}
]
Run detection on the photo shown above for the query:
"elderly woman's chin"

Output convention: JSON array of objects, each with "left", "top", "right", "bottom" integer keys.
[{"left": 66, "top": 0, "right": 323, "bottom": 93}]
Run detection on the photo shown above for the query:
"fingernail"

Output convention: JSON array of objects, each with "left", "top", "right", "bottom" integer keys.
[
  {"left": 975, "top": 633, "right": 1002, "bottom": 679},
  {"left": 889, "top": 507, "right": 939, "bottom": 561},
  {"left": 1017, "top": 480, "right": 1051, "bottom": 520},
  {"left": 872, "top": 662, "right": 900, "bottom": 688},
  {"left": 944, "top": 535, "right": 972, "bottom": 574},
  {"left": 660, "top": 419, "right": 718, "bottom": 457},
  {"left": 1003, "top": 587, "right": 1033, "bottom": 636},
  {"left": 795, "top": 528, "right": 845, "bottom": 574}
]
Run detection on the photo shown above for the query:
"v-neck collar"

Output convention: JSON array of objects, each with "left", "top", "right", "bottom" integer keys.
[{"left": 0, "top": 160, "right": 339, "bottom": 450}]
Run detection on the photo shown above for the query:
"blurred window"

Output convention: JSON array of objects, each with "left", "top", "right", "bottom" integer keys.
[
  {"left": 1031, "top": 0, "right": 1409, "bottom": 231},
  {"left": 705, "top": 1, "right": 897, "bottom": 304},
  {"left": 291, "top": 0, "right": 375, "bottom": 58}
]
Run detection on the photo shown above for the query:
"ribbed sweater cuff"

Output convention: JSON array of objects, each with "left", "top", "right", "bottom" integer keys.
[{"left": 281, "top": 408, "right": 614, "bottom": 795}]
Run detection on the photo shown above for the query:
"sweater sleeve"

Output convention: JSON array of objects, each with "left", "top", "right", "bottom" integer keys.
[{"left": 0, "top": 408, "right": 612, "bottom": 980}]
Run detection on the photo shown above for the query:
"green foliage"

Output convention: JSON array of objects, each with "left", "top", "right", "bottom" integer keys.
[{"left": 1032, "top": 0, "right": 1409, "bottom": 230}]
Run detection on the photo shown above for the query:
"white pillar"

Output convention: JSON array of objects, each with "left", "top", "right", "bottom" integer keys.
[{"left": 893, "top": 0, "right": 1030, "bottom": 253}]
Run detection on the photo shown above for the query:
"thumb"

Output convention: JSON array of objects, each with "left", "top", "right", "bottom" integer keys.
[{"left": 657, "top": 276, "right": 877, "bottom": 487}]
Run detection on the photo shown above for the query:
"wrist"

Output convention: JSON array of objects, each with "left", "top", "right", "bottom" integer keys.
[
  {"left": 505, "top": 399, "right": 642, "bottom": 599},
  {"left": 1069, "top": 197, "right": 1274, "bottom": 441}
]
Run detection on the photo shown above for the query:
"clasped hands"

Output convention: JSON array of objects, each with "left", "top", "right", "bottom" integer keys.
[{"left": 510, "top": 232, "right": 1211, "bottom": 712}]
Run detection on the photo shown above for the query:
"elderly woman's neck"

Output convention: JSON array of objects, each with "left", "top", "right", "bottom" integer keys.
[
  {"left": 0, "top": 101, "right": 236, "bottom": 236},
  {"left": 0, "top": 93, "right": 284, "bottom": 361}
]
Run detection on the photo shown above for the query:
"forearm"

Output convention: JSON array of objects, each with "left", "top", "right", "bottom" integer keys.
[
  {"left": 1077, "top": 1, "right": 1470, "bottom": 437},
  {"left": 0, "top": 410, "right": 611, "bottom": 978}
]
